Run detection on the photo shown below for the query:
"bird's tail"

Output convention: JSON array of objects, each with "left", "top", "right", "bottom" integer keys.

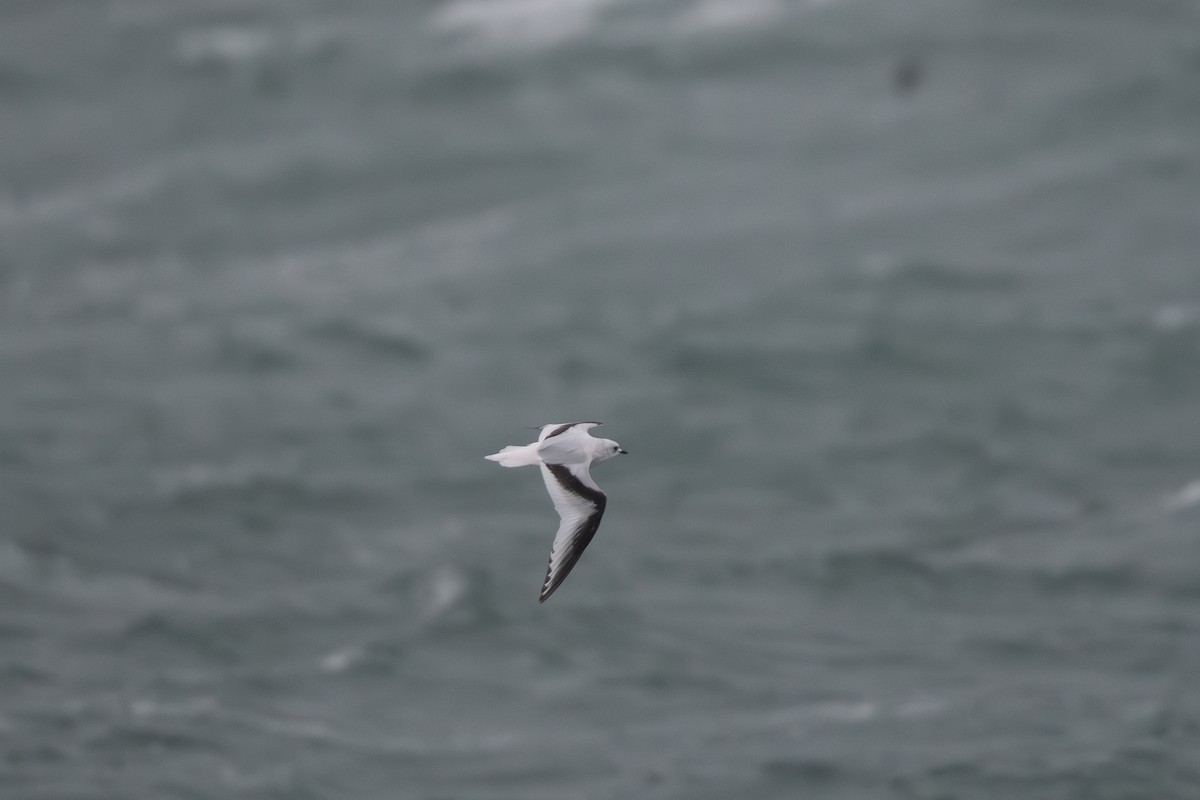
[{"left": 484, "top": 443, "right": 541, "bottom": 468}]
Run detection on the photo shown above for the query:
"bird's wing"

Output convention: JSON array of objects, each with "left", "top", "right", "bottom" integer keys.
[
  {"left": 537, "top": 421, "right": 601, "bottom": 442},
  {"left": 537, "top": 461, "right": 606, "bottom": 602},
  {"left": 537, "top": 421, "right": 602, "bottom": 465}
]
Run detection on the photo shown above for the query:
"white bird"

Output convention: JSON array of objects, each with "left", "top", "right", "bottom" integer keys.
[{"left": 485, "top": 421, "right": 627, "bottom": 602}]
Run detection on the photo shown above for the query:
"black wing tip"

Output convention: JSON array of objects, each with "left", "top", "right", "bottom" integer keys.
[{"left": 536, "top": 460, "right": 609, "bottom": 604}]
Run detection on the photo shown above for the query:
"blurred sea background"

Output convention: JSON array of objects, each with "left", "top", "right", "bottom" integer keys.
[{"left": 4, "top": 0, "right": 1200, "bottom": 798}]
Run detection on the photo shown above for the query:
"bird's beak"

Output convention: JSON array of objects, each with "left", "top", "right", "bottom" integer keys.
[{"left": 618, "top": 448, "right": 628, "bottom": 454}]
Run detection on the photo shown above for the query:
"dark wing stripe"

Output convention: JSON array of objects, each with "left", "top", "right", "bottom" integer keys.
[
  {"left": 539, "top": 463, "right": 607, "bottom": 603},
  {"left": 544, "top": 421, "right": 602, "bottom": 440}
]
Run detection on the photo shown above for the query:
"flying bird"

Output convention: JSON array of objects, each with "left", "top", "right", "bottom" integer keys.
[{"left": 485, "top": 421, "right": 627, "bottom": 602}]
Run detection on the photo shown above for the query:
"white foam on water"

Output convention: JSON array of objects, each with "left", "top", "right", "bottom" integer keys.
[
  {"left": 674, "top": 0, "right": 785, "bottom": 34},
  {"left": 176, "top": 26, "right": 276, "bottom": 66},
  {"left": 128, "top": 696, "right": 219, "bottom": 719},
  {"left": 430, "top": 0, "right": 627, "bottom": 51},
  {"left": 174, "top": 23, "right": 340, "bottom": 69},
  {"left": 425, "top": 564, "right": 469, "bottom": 618},
  {"left": 0, "top": 166, "right": 166, "bottom": 229},
  {"left": 894, "top": 695, "right": 948, "bottom": 719},
  {"left": 674, "top": 0, "right": 844, "bottom": 34},
  {"left": 1164, "top": 479, "right": 1200, "bottom": 512},
  {"left": 153, "top": 457, "right": 302, "bottom": 499},
  {"left": 754, "top": 699, "right": 880, "bottom": 733},
  {"left": 319, "top": 645, "right": 366, "bottom": 674},
  {"left": 1151, "top": 303, "right": 1200, "bottom": 332},
  {"left": 809, "top": 700, "right": 878, "bottom": 723}
]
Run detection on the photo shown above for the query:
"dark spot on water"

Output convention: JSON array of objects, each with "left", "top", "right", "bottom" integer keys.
[
  {"left": 215, "top": 332, "right": 299, "bottom": 373},
  {"left": 89, "top": 724, "right": 224, "bottom": 755},
  {"left": 308, "top": 318, "right": 430, "bottom": 362},
  {"left": 878, "top": 260, "right": 1022, "bottom": 292},
  {"left": 0, "top": 60, "right": 36, "bottom": 97},
  {"left": 409, "top": 64, "right": 522, "bottom": 103},
  {"left": 893, "top": 56, "right": 923, "bottom": 94},
  {"left": 3, "top": 739, "right": 75, "bottom": 766},
  {"left": 762, "top": 757, "right": 844, "bottom": 784},
  {"left": 0, "top": 660, "right": 49, "bottom": 686},
  {"left": 816, "top": 550, "right": 942, "bottom": 599},
  {"left": 116, "top": 613, "right": 238, "bottom": 664},
  {"left": 642, "top": 768, "right": 666, "bottom": 785},
  {"left": 0, "top": 621, "right": 36, "bottom": 642},
  {"left": 253, "top": 64, "right": 289, "bottom": 97},
  {"left": 1029, "top": 564, "right": 1142, "bottom": 596}
]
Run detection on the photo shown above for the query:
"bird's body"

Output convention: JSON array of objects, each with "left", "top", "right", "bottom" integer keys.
[{"left": 485, "top": 422, "right": 627, "bottom": 602}]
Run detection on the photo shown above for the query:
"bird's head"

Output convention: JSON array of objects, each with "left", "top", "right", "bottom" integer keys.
[{"left": 599, "top": 439, "right": 628, "bottom": 460}]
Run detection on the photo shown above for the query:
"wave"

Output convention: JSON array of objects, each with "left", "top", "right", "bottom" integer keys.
[
  {"left": 377, "top": 562, "right": 505, "bottom": 636},
  {"left": 674, "top": 0, "right": 788, "bottom": 36},
  {"left": 154, "top": 461, "right": 369, "bottom": 507},
  {"left": 173, "top": 23, "right": 343, "bottom": 74},
  {"left": 306, "top": 318, "right": 430, "bottom": 361},
  {"left": 765, "top": 545, "right": 1170, "bottom": 605},
  {"left": 430, "top": 0, "right": 628, "bottom": 53},
  {"left": 1163, "top": 479, "right": 1200, "bottom": 512}
]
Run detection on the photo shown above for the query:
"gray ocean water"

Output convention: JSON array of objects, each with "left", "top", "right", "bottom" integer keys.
[{"left": 4, "top": 1, "right": 1200, "bottom": 798}]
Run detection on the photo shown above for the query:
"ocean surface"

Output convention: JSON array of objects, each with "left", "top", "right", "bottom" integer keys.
[{"left": 3, "top": 1, "right": 1200, "bottom": 798}]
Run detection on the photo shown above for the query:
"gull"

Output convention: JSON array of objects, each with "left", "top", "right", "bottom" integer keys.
[{"left": 485, "top": 421, "right": 627, "bottom": 602}]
